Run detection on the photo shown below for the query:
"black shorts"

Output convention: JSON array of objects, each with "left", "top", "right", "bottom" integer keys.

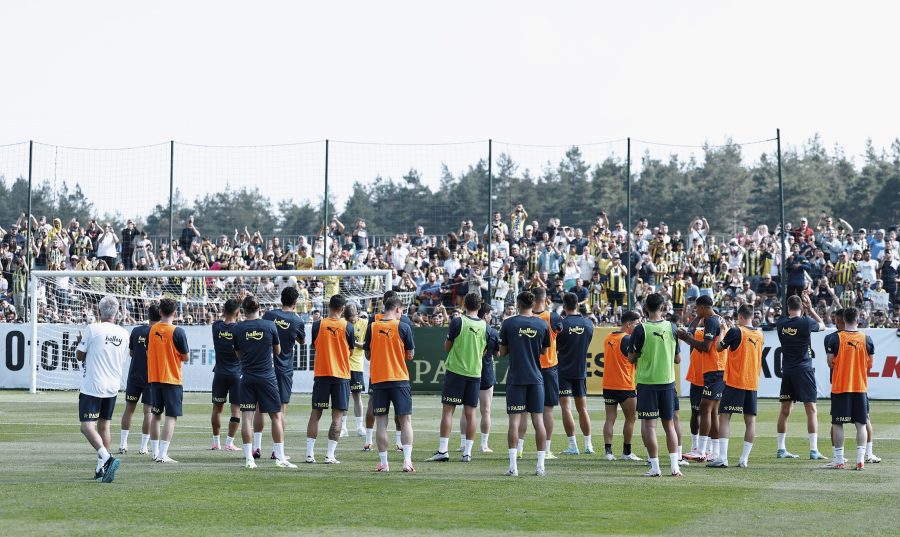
[
  {"left": 719, "top": 386, "right": 758, "bottom": 415},
  {"left": 312, "top": 377, "right": 350, "bottom": 411},
  {"left": 79, "top": 393, "right": 116, "bottom": 422},
  {"left": 607, "top": 291, "right": 625, "bottom": 308},
  {"left": 636, "top": 383, "right": 676, "bottom": 420},
  {"left": 831, "top": 392, "right": 868, "bottom": 425},
  {"left": 125, "top": 376, "right": 151, "bottom": 404},
  {"left": 542, "top": 367, "right": 560, "bottom": 407},
  {"left": 150, "top": 383, "right": 183, "bottom": 417},
  {"left": 442, "top": 370, "right": 480, "bottom": 407},
  {"left": 371, "top": 381, "right": 412, "bottom": 416},
  {"left": 481, "top": 358, "right": 496, "bottom": 390},
  {"left": 350, "top": 371, "right": 365, "bottom": 393},
  {"left": 240, "top": 375, "right": 281, "bottom": 414},
  {"left": 780, "top": 369, "right": 818, "bottom": 403},
  {"left": 506, "top": 384, "right": 544, "bottom": 414},
  {"left": 702, "top": 371, "right": 725, "bottom": 401},
  {"left": 275, "top": 370, "right": 294, "bottom": 404},
  {"left": 211, "top": 373, "right": 241, "bottom": 405},
  {"left": 603, "top": 389, "right": 636, "bottom": 405},
  {"left": 689, "top": 384, "right": 703, "bottom": 411},
  {"left": 559, "top": 377, "right": 587, "bottom": 398},
  {"left": 674, "top": 395, "right": 680, "bottom": 412}
]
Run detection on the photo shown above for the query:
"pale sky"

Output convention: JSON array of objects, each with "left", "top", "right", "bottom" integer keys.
[{"left": 1, "top": 1, "right": 898, "bottom": 217}]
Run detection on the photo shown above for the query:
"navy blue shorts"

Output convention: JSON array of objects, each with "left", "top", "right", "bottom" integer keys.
[
  {"left": 240, "top": 375, "right": 281, "bottom": 414},
  {"left": 603, "top": 389, "right": 636, "bottom": 405},
  {"left": 79, "top": 393, "right": 116, "bottom": 422},
  {"left": 275, "top": 370, "right": 294, "bottom": 404},
  {"left": 506, "top": 384, "right": 544, "bottom": 414},
  {"left": 371, "top": 381, "right": 412, "bottom": 416},
  {"left": 559, "top": 377, "right": 587, "bottom": 398},
  {"left": 702, "top": 371, "right": 725, "bottom": 401},
  {"left": 442, "top": 370, "right": 480, "bottom": 407},
  {"left": 350, "top": 371, "right": 365, "bottom": 393},
  {"left": 780, "top": 369, "right": 818, "bottom": 403},
  {"left": 831, "top": 392, "right": 867, "bottom": 425},
  {"left": 312, "top": 377, "right": 350, "bottom": 411},
  {"left": 150, "top": 383, "right": 183, "bottom": 417},
  {"left": 674, "top": 395, "right": 680, "bottom": 412},
  {"left": 542, "top": 367, "right": 560, "bottom": 407},
  {"left": 636, "top": 383, "right": 676, "bottom": 420},
  {"left": 719, "top": 386, "right": 758, "bottom": 415},
  {"left": 481, "top": 358, "right": 496, "bottom": 390},
  {"left": 211, "top": 373, "right": 240, "bottom": 405},
  {"left": 125, "top": 376, "right": 150, "bottom": 405},
  {"left": 689, "top": 384, "right": 703, "bottom": 411}
]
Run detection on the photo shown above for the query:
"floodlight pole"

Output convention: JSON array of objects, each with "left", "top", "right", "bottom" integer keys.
[
  {"left": 168, "top": 140, "right": 175, "bottom": 260},
  {"left": 777, "top": 129, "right": 786, "bottom": 312},
  {"left": 324, "top": 139, "right": 330, "bottom": 270},
  {"left": 626, "top": 137, "right": 633, "bottom": 312},
  {"left": 487, "top": 139, "right": 493, "bottom": 297}
]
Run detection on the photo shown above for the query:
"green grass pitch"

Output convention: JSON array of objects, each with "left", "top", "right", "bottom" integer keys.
[{"left": 0, "top": 392, "right": 898, "bottom": 537}]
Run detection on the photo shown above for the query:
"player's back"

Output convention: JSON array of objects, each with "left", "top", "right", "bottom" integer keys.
[
  {"left": 724, "top": 326, "right": 763, "bottom": 390},
  {"left": 602, "top": 331, "right": 634, "bottom": 390},
  {"left": 312, "top": 316, "right": 353, "bottom": 378},
  {"left": 263, "top": 309, "right": 304, "bottom": 374},
  {"left": 147, "top": 322, "right": 188, "bottom": 385},
  {"left": 556, "top": 314, "right": 593, "bottom": 379},
  {"left": 80, "top": 322, "right": 130, "bottom": 398},
  {"left": 211, "top": 319, "right": 241, "bottom": 376},
  {"left": 233, "top": 318, "right": 279, "bottom": 379},
  {"left": 500, "top": 315, "right": 549, "bottom": 385},
  {"left": 128, "top": 324, "right": 151, "bottom": 382},
  {"left": 776, "top": 316, "right": 819, "bottom": 372},
  {"left": 830, "top": 331, "right": 872, "bottom": 394},
  {"left": 367, "top": 318, "right": 414, "bottom": 384},
  {"left": 445, "top": 315, "right": 487, "bottom": 378}
]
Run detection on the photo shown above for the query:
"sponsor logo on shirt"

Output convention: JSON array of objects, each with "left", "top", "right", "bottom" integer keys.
[
  {"left": 326, "top": 326, "right": 340, "bottom": 337},
  {"left": 378, "top": 328, "right": 394, "bottom": 338},
  {"left": 274, "top": 319, "right": 290, "bottom": 330},
  {"left": 246, "top": 330, "right": 264, "bottom": 341},
  {"left": 781, "top": 327, "right": 798, "bottom": 336},
  {"left": 218, "top": 331, "right": 233, "bottom": 340},
  {"left": 518, "top": 327, "right": 538, "bottom": 338},
  {"left": 651, "top": 330, "right": 665, "bottom": 341},
  {"left": 568, "top": 326, "right": 585, "bottom": 335},
  {"left": 105, "top": 335, "right": 123, "bottom": 346}
]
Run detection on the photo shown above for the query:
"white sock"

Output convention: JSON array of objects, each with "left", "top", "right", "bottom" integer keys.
[
  {"left": 711, "top": 438, "right": 720, "bottom": 460},
  {"left": 857, "top": 446, "right": 866, "bottom": 465},
  {"left": 402, "top": 444, "right": 412, "bottom": 465},
  {"left": 536, "top": 450, "right": 546, "bottom": 470},
  {"left": 341, "top": 415, "right": 347, "bottom": 430},
  {"left": 96, "top": 447, "right": 110, "bottom": 472},
  {"left": 777, "top": 432, "right": 786, "bottom": 451},
  {"left": 120, "top": 429, "right": 129, "bottom": 448},
  {"left": 274, "top": 442, "right": 285, "bottom": 461},
  {"left": 567, "top": 435, "right": 577, "bottom": 449},
  {"left": 379, "top": 451, "right": 389, "bottom": 465},
  {"left": 516, "top": 438, "right": 525, "bottom": 455},
  {"left": 253, "top": 432, "right": 262, "bottom": 450},
  {"left": 460, "top": 434, "right": 466, "bottom": 449},
  {"left": 365, "top": 428, "right": 374, "bottom": 444},
  {"left": 584, "top": 435, "right": 593, "bottom": 451},
  {"left": 212, "top": 434, "right": 221, "bottom": 448},
  {"left": 834, "top": 447, "right": 844, "bottom": 464},
  {"left": 809, "top": 433, "right": 818, "bottom": 452},
  {"left": 740, "top": 441, "right": 753, "bottom": 464},
  {"left": 866, "top": 441, "right": 874, "bottom": 457},
  {"left": 356, "top": 416, "right": 364, "bottom": 429},
  {"left": 327, "top": 440, "right": 338, "bottom": 459},
  {"left": 159, "top": 440, "right": 170, "bottom": 459},
  {"left": 691, "top": 434, "right": 699, "bottom": 451},
  {"left": 719, "top": 438, "right": 729, "bottom": 463},
  {"left": 140, "top": 434, "right": 150, "bottom": 451},
  {"left": 669, "top": 453, "right": 679, "bottom": 473},
  {"left": 481, "top": 433, "right": 489, "bottom": 449},
  {"left": 677, "top": 445, "right": 683, "bottom": 459},
  {"left": 243, "top": 443, "right": 253, "bottom": 462},
  {"left": 508, "top": 448, "right": 518, "bottom": 472},
  {"left": 306, "top": 437, "right": 316, "bottom": 457},
  {"left": 699, "top": 435, "right": 709, "bottom": 454},
  {"left": 546, "top": 439, "right": 552, "bottom": 453},
  {"left": 464, "top": 439, "right": 474, "bottom": 457},
  {"left": 150, "top": 439, "right": 159, "bottom": 459},
  {"left": 225, "top": 436, "right": 235, "bottom": 447},
  {"left": 395, "top": 430, "right": 402, "bottom": 446},
  {"left": 649, "top": 457, "right": 661, "bottom": 474},
  {"left": 438, "top": 437, "right": 449, "bottom": 453}
]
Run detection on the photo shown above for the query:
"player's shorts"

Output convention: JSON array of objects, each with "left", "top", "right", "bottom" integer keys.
[
  {"left": 689, "top": 384, "right": 703, "bottom": 411},
  {"left": 607, "top": 291, "right": 625, "bottom": 308},
  {"left": 312, "top": 377, "right": 351, "bottom": 411},
  {"left": 349, "top": 371, "right": 365, "bottom": 393},
  {"left": 636, "top": 382, "right": 676, "bottom": 420},
  {"left": 542, "top": 366, "right": 560, "bottom": 407},
  {"left": 124, "top": 376, "right": 151, "bottom": 404},
  {"left": 150, "top": 383, "right": 184, "bottom": 417},
  {"left": 702, "top": 371, "right": 725, "bottom": 401},
  {"left": 603, "top": 389, "right": 636, "bottom": 405},
  {"left": 559, "top": 377, "right": 587, "bottom": 398},
  {"left": 442, "top": 370, "right": 480, "bottom": 407},
  {"left": 866, "top": 394, "right": 870, "bottom": 415},
  {"left": 480, "top": 358, "right": 496, "bottom": 390},
  {"left": 674, "top": 395, "right": 680, "bottom": 412},
  {"left": 371, "top": 381, "right": 413, "bottom": 416},
  {"left": 240, "top": 375, "right": 281, "bottom": 414},
  {"left": 78, "top": 393, "right": 116, "bottom": 422},
  {"left": 779, "top": 369, "right": 818, "bottom": 403},
  {"left": 831, "top": 392, "right": 868, "bottom": 425},
  {"left": 211, "top": 373, "right": 241, "bottom": 405},
  {"left": 506, "top": 383, "right": 544, "bottom": 414},
  {"left": 275, "top": 370, "right": 294, "bottom": 404},
  {"left": 719, "top": 386, "right": 758, "bottom": 415}
]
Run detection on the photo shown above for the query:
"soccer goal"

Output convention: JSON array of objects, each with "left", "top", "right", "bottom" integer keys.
[{"left": 27, "top": 269, "right": 390, "bottom": 393}]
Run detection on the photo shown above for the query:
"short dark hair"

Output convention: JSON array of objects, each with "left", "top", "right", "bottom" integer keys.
[
  {"left": 645, "top": 293, "right": 665, "bottom": 313},
  {"left": 281, "top": 286, "right": 299, "bottom": 307},
  {"left": 147, "top": 303, "right": 161, "bottom": 322},
  {"left": 833, "top": 308, "right": 844, "bottom": 321},
  {"left": 563, "top": 292, "right": 578, "bottom": 311},
  {"left": 242, "top": 295, "right": 260, "bottom": 314},
  {"left": 223, "top": 299, "right": 241, "bottom": 316},
  {"left": 787, "top": 295, "right": 802, "bottom": 312},
  {"left": 383, "top": 295, "right": 403, "bottom": 312},
  {"left": 532, "top": 287, "right": 547, "bottom": 301},
  {"left": 843, "top": 307, "right": 859, "bottom": 324},
  {"left": 478, "top": 303, "right": 492, "bottom": 319},
  {"left": 383, "top": 290, "right": 398, "bottom": 301},
  {"left": 696, "top": 295, "right": 713, "bottom": 308},
  {"left": 329, "top": 294, "right": 347, "bottom": 312},
  {"left": 516, "top": 291, "right": 535, "bottom": 310},
  {"left": 737, "top": 304, "right": 754, "bottom": 320},
  {"left": 621, "top": 310, "right": 640, "bottom": 324},
  {"left": 464, "top": 293, "right": 481, "bottom": 312},
  {"left": 158, "top": 298, "right": 177, "bottom": 317}
]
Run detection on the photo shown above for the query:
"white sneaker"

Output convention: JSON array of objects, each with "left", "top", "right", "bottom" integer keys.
[
  {"left": 481, "top": 446, "right": 494, "bottom": 453},
  {"left": 621, "top": 453, "right": 643, "bottom": 462},
  {"left": 505, "top": 469, "right": 519, "bottom": 477},
  {"left": 118, "top": 446, "right": 127, "bottom": 454},
  {"left": 340, "top": 428, "right": 349, "bottom": 438},
  {"left": 866, "top": 454, "right": 882, "bottom": 463},
  {"left": 275, "top": 459, "right": 298, "bottom": 468},
  {"left": 323, "top": 456, "right": 340, "bottom": 464},
  {"left": 155, "top": 456, "right": 178, "bottom": 463},
  {"left": 305, "top": 455, "right": 316, "bottom": 464},
  {"left": 356, "top": 427, "right": 366, "bottom": 437},
  {"left": 738, "top": 460, "right": 748, "bottom": 468},
  {"left": 535, "top": 467, "right": 545, "bottom": 477},
  {"left": 138, "top": 449, "right": 150, "bottom": 455},
  {"left": 604, "top": 453, "right": 616, "bottom": 461},
  {"left": 245, "top": 459, "right": 257, "bottom": 469}
]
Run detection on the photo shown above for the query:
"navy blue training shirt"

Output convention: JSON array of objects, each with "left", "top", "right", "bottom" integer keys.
[
  {"left": 555, "top": 314, "right": 594, "bottom": 379},
  {"left": 776, "top": 316, "right": 821, "bottom": 373},
  {"left": 211, "top": 319, "right": 241, "bottom": 376},
  {"left": 127, "top": 325, "right": 151, "bottom": 384},
  {"left": 262, "top": 309, "right": 305, "bottom": 374},
  {"left": 499, "top": 315, "right": 550, "bottom": 385},
  {"left": 233, "top": 318, "right": 280, "bottom": 378}
]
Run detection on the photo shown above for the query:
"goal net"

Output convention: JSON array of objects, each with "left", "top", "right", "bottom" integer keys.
[{"left": 28, "top": 269, "right": 390, "bottom": 392}]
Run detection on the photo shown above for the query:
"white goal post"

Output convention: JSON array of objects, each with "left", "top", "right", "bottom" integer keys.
[{"left": 27, "top": 269, "right": 391, "bottom": 393}]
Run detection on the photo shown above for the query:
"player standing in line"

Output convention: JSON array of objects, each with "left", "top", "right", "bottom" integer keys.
[
  {"left": 556, "top": 292, "right": 595, "bottom": 456},
  {"left": 681, "top": 317, "right": 705, "bottom": 461},
  {"left": 775, "top": 293, "right": 827, "bottom": 460},
  {"left": 707, "top": 304, "right": 763, "bottom": 468},
  {"left": 677, "top": 295, "right": 724, "bottom": 461},
  {"left": 344, "top": 303, "right": 369, "bottom": 437},
  {"left": 119, "top": 303, "right": 159, "bottom": 455},
  {"left": 210, "top": 299, "right": 242, "bottom": 452},
  {"left": 233, "top": 295, "right": 296, "bottom": 469},
  {"left": 824, "top": 307, "right": 874, "bottom": 470},
  {"left": 628, "top": 293, "right": 682, "bottom": 477},
  {"left": 147, "top": 298, "right": 190, "bottom": 463},
  {"left": 426, "top": 293, "right": 487, "bottom": 463},
  {"left": 365, "top": 294, "right": 416, "bottom": 472},
  {"left": 601, "top": 310, "right": 642, "bottom": 461},
  {"left": 261, "top": 287, "right": 305, "bottom": 459},
  {"left": 306, "top": 294, "right": 355, "bottom": 464},
  {"left": 457, "top": 303, "right": 501, "bottom": 453},
  {"left": 500, "top": 291, "right": 551, "bottom": 477},
  {"left": 76, "top": 295, "right": 129, "bottom": 482}
]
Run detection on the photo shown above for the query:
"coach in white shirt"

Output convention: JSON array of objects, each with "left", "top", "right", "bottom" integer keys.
[{"left": 76, "top": 295, "right": 129, "bottom": 483}]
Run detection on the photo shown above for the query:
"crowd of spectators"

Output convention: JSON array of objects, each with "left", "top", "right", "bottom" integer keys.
[{"left": 1, "top": 208, "right": 899, "bottom": 330}]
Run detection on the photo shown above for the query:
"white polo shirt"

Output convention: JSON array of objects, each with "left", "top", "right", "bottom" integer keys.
[{"left": 77, "top": 322, "right": 130, "bottom": 398}]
